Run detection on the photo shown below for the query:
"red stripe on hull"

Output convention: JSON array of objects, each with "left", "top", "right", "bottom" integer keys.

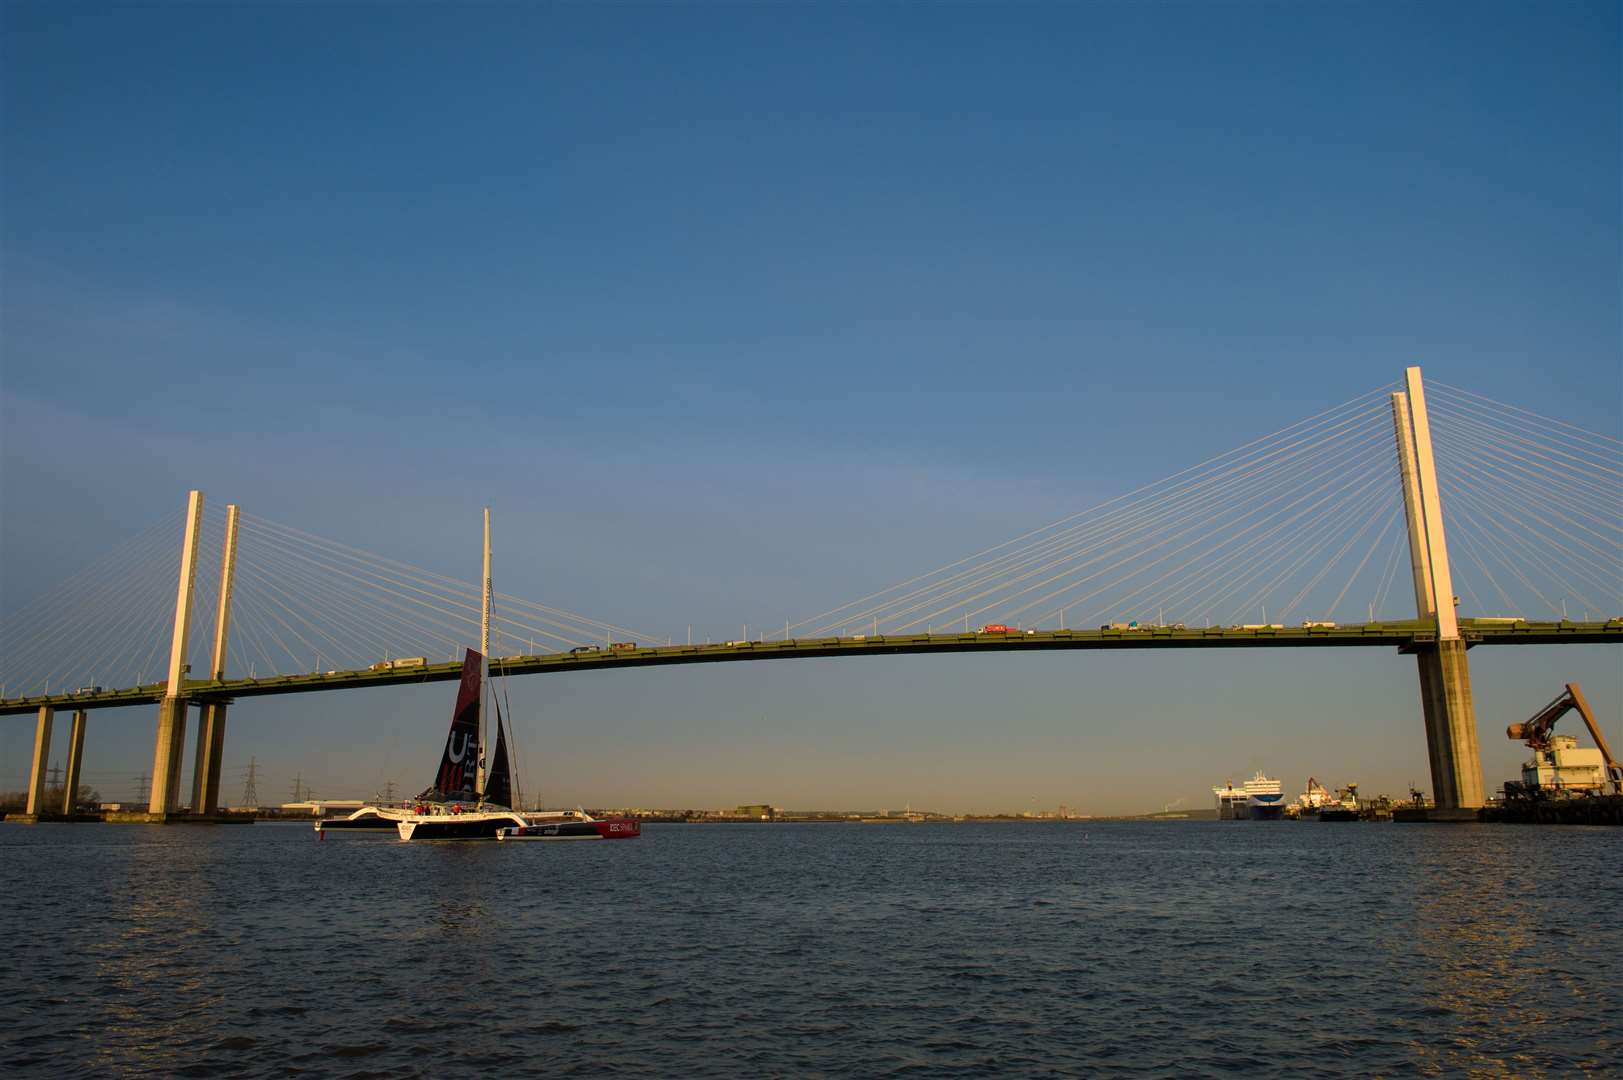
[{"left": 594, "top": 819, "right": 640, "bottom": 838}]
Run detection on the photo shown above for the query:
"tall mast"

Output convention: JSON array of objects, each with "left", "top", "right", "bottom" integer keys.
[{"left": 477, "top": 507, "right": 492, "bottom": 798}]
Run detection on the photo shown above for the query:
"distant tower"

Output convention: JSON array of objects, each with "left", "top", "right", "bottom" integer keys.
[
  {"left": 135, "top": 772, "right": 151, "bottom": 805},
  {"left": 241, "top": 757, "right": 260, "bottom": 807},
  {"left": 383, "top": 779, "right": 397, "bottom": 803},
  {"left": 290, "top": 773, "right": 305, "bottom": 803}
]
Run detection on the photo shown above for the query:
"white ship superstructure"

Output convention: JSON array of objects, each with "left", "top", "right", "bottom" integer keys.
[{"left": 1214, "top": 772, "right": 1284, "bottom": 820}]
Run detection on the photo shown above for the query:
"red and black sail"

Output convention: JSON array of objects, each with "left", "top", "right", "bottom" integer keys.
[{"left": 431, "top": 650, "right": 483, "bottom": 802}]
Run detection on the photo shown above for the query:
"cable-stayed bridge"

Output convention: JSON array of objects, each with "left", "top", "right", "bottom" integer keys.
[{"left": 4, "top": 368, "right": 1619, "bottom": 819}]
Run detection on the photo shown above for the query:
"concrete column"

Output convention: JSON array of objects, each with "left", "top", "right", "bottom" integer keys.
[
  {"left": 191, "top": 504, "right": 239, "bottom": 816},
  {"left": 61, "top": 710, "right": 86, "bottom": 816},
  {"left": 150, "top": 696, "right": 188, "bottom": 814},
  {"left": 1435, "top": 638, "right": 1485, "bottom": 808},
  {"left": 150, "top": 490, "right": 205, "bottom": 815},
  {"left": 191, "top": 702, "right": 228, "bottom": 814},
  {"left": 25, "top": 707, "right": 54, "bottom": 817}
]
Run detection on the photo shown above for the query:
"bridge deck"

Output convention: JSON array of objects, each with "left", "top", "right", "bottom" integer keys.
[{"left": 3, "top": 620, "right": 1618, "bottom": 715}]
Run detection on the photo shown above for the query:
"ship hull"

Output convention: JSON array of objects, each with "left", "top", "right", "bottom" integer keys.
[{"left": 498, "top": 818, "right": 640, "bottom": 841}]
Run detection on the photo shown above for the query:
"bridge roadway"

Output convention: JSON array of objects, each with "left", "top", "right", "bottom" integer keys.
[{"left": 4, "top": 619, "right": 1618, "bottom": 717}]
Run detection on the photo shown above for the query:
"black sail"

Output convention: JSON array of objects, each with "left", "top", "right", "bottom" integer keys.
[
  {"left": 484, "top": 704, "right": 513, "bottom": 809},
  {"left": 430, "top": 650, "right": 482, "bottom": 802}
]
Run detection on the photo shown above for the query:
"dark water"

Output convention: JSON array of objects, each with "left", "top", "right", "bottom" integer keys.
[{"left": 3, "top": 821, "right": 1619, "bottom": 1078}]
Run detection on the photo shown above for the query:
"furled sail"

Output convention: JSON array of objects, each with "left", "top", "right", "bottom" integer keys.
[
  {"left": 484, "top": 703, "right": 513, "bottom": 809},
  {"left": 431, "top": 649, "right": 483, "bottom": 802}
]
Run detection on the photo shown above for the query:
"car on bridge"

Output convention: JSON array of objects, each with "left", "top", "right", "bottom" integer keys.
[{"left": 570, "top": 645, "right": 599, "bottom": 654}]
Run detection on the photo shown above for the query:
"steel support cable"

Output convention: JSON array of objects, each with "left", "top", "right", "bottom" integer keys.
[
  {"left": 1430, "top": 464, "right": 1622, "bottom": 587},
  {"left": 238, "top": 554, "right": 462, "bottom": 671},
  {"left": 483, "top": 613, "right": 599, "bottom": 650},
  {"left": 237, "top": 529, "right": 487, "bottom": 644},
  {"left": 229, "top": 601, "right": 283, "bottom": 678},
  {"left": 1440, "top": 488, "right": 1550, "bottom": 614},
  {"left": 801, "top": 399, "right": 1398, "bottom": 635},
  {"left": 23, "top": 567, "right": 169, "bottom": 695},
  {"left": 230, "top": 556, "right": 347, "bottom": 670},
  {"left": 1439, "top": 475, "right": 1617, "bottom": 611},
  {"left": 1446, "top": 531, "right": 1498, "bottom": 614},
  {"left": 1430, "top": 380, "right": 1623, "bottom": 450},
  {"left": 0, "top": 517, "right": 185, "bottom": 673},
  {"left": 22, "top": 547, "right": 181, "bottom": 694},
  {"left": 233, "top": 551, "right": 430, "bottom": 669},
  {"left": 1429, "top": 427, "right": 1623, "bottom": 545},
  {"left": 490, "top": 595, "right": 655, "bottom": 645},
  {"left": 839, "top": 413, "right": 1392, "bottom": 633},
  {"left": 1314, "top": 505, "right": 1403, "bottom": 621},
  {"left": 229, "top": 566, "right": 332, "bottom": 672},
  {"left": 1433, "top": 445, "right": 1623, "bottom": 555},
  {"left": 1428, "top": 391, "right": 1623, "bottom": 476},
  {"left": 1441, "top": 480, "right": 1576, "bottom": 616},
  {"left": 237, "top": 526, "right": 626, "bottom": 652},
  {"left": 1054, "top": 468, "right": 1388, "bottom": 629},
  {"left": 228, "top": 550, "right": 397, "bottom": 670},
  {"left": 7, "top": 553, "right": 167, "bottom": 689},
  {"left": 1006, "top": 437, "right": 1397, "bottom": 629},
  {"left": 0, "top": 507, "right": 184, "bottom": 635},
  {"left": 241, "top": 530, "right": 590, "bottom": 659},
  {"left": 1271, "top": 498, "right": 1395, "bottom": 624},
  {"left": 786, "top": 387, "right": 1397, "bottom": 634},
  {"left": 239, "top": 524, "right": 487, "bottom": 630},
  {"left": 990, "top": 427, "right": 1398, "bottom": 626},
  {"left": 235, "top": 537, "right": 475, "bottom": 663},
  {"left": 853, "top": 417, "right": 1397, "bottom": 634},
  {"left": 1178, "top": 468, "right": 1398, "bottom": 626},
  {"left": 1430, "top": 420, "right": 1623, "bottom": 515},
  {"left": 1135, "top": 450, "right": 1399, "bottom": 625},
  {"left": 1429, "top": 404, "right": 1623, "bottom": 487},
  {"left": 237, "top": 514, "right": 647, "bottom": 642},
  {"left": 1434, "top": 422, "right": 1623, "bottom": 535},
  {"left": 1214, "top": 484, "right": 1392, "bottom": 626},
  {"left": 1370, "top": 523, "right": 1407, "bottom": 617},
  {"left": 1431, "top": 429, "right": 1623, "bottom": 568}
]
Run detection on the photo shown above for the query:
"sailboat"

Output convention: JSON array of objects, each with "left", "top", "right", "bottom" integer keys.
[{"left": 391, "top": 510, "right": 639, "bottom": 842}]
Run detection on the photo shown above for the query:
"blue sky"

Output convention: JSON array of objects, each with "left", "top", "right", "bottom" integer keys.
[{"left": 3, "top": 1, "right": 1619, "bottom": 812}]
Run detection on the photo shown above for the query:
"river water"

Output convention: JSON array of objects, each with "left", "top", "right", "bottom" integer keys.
[{"left": 2, "top": 821, "right": 1618, "bottom": 1077}]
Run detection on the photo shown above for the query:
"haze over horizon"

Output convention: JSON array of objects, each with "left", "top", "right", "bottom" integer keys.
[{"left": 3, "top": 0, "right": 1619, "bottom": 815}]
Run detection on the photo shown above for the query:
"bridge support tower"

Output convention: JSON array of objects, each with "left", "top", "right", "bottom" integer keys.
[
  {"left": 62, "top": 710, "right": 87, "bottom": 815},
  {"left": 1392, "top": 368, "right": 1485, "bottom": 812},
  {"left": 24, "top": 706, "right": 53, "bottom": 818},
  {"left": 191, "top": 504, "right": 239, "bottom": 815},
  {"left": 149, "top": 490, "right": 205, "bottom": 816}
]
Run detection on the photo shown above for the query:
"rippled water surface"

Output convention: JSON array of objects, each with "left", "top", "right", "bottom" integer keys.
[{"left": 3, "top": 821, "right": 1619, "bottom": 1077}]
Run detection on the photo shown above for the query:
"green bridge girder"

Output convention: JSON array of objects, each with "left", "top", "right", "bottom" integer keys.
[{"left": 3, "top": 619, "right": 1619, "bottom": 717}]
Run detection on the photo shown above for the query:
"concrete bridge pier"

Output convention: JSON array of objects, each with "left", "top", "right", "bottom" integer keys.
[
  {"left": 191, "top": 702, "right": 229, "bottom": 814},
  {"left": 61, "top": 710, "right": 86, "bottom": 815},
  {"left": 1419, "top": 638, "right": 1484, "bottom": 811},
  {"left": 149, "top": 696, "right": 189, "bottom": 814},
  {"left": 24, "top": 706, "right": 53, "bottom": 818}
]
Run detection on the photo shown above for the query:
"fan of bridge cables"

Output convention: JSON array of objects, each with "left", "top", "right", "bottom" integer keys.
[
  {"left": 0, "top": 508, "right": 657, "bottom": 697},
  {"left": 1426, "top": 381, "right": 1622, "bottom": 622},
  {"left": 769, "top": 382, "right": 1622, "bottom": 640}
]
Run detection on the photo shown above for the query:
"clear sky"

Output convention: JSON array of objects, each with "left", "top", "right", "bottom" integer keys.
[{"left": 3, "top": 1, "right": 1619, "bottom": 813}]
